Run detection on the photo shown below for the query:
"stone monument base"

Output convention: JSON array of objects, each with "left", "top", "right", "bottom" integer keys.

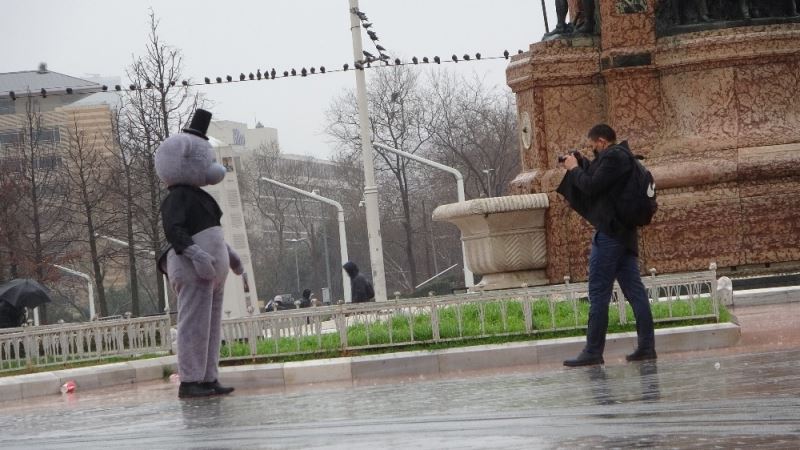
[
  {"left": 473, "top": 269, "right": 549, "bottom": 291},
  {"left": 432, "top": 194, "right": 550, "bottom": 292}
]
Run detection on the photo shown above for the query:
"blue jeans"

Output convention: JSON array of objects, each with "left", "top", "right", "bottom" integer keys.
[{"left": 585, "top": 231, "right": 655, "bottom": 356}]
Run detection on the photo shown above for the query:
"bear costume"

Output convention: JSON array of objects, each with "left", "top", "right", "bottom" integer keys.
[{"left": 155, "top": 109, "right": 244, "bottom": 399}]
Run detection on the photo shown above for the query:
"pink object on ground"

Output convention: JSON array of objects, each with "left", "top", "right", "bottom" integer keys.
[{"left": 60, "top": 380, "right": 77, "bottom": 394}]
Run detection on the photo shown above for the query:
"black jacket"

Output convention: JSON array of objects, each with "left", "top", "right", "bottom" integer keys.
[
  {"left": 0, "top": 302, "right": 24, "bottom": 328},
  {"left": 161, "top": 185, "right": 223, "bottom": 253},
  {"left": 556, "top": 141, "right": 638, "bottom": 255},
  {"left": 300, "top": 289, "right": 312, "bottom": 308},
  {"left": 343, "top": 262, "right": 375, "bottom": 303},
  {"left": 157, "top": 185, "right": 223, "bottom": 273}
]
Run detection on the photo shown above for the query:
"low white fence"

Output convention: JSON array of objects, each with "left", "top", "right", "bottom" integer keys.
[
  {"left": 219, "top": 267, "right": 721, "bottom": 361},
  {"left": 0, "top": 267, "right": 721, "bottom": 372},
  {"left": 0, "top": 315, "right": 171, "bottom": 373}
]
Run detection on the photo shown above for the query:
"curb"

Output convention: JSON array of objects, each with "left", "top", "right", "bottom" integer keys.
[
  {"left": 0, "top": 323, "right": 740, "bottom": 402},
  {"left": 732, "top": 286, "right": 800, "bottom": 307}
]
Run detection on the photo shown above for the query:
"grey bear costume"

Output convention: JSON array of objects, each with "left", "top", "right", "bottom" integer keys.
[{"left": 155, "top": 109, "right": 243, "bottom": 398}]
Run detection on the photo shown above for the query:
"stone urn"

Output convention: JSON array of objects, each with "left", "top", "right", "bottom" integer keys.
[{"left": 432, "top": 194, "right": 549, "bottom": 291}]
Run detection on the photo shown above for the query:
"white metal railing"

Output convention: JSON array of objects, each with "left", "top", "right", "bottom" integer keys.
[
  {"left": 0, "top": 315, "right": 171, "bottom": 372},
  {"left": 219, "top": 267, "right": 720, "bottom": 361},
  {"left": 0, "top": 268, "right": 721, "bottom": 371}
]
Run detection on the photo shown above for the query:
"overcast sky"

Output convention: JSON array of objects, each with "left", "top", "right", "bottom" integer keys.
[{"left": 5, "top": 1, "right": 547, "bottom": 159}]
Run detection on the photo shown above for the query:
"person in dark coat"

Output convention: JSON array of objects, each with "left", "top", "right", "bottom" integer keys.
[
  {"left": 300, "top": 289, "right": 312, "bottom": 308},
  {"left": 0, "top": 301, "right": 25, "bottom": 328},
  {"left": 343, "top": 262, "right": 375, "bottom": 303},
  {"left": 557, "top": 124, "right": 656, "bottom": 367}
]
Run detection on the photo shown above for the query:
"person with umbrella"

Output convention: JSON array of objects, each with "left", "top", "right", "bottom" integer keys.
[{"left": 0, "top": 279, "right": 53, "bottom": 328}]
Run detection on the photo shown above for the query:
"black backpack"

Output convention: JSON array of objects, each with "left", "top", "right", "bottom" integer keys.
[{"left": 615, "top": 148, "right": 658, "bottom": 227}]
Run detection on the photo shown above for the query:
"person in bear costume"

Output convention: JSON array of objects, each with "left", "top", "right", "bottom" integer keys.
[{"left": 155, "top": 109, "right": 244, "bottom": 399}]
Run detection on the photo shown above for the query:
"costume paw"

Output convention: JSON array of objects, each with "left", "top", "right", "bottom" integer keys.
[
  {"left": 184, "top": 244, "right": 217, "bottom": 280},
  {"left": 227, "top": 243, "right": 245, "bottom": 275}
]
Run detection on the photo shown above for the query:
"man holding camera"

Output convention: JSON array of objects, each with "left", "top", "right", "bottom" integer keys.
[{"left": 557, "top": 124, "right": 656, "bottom": 367}]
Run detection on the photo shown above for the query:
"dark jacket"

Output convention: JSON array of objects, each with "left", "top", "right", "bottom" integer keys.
[
  {"left": 300, "top": 289, "right": 312, "bottom": 308},
  {"left": 0, "top": 302, "right": 25, "bottom": 329},
  {"left": 157, "top": 184, "right": 223, "bottom": 273},
  {"left": 343, "top": 262, "right": 375, "bottom": 303},
  {"left": 556, "top": 141, "right": 638, "bottom": 254}
]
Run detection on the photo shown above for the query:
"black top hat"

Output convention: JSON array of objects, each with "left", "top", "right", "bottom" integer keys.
[{"left": 182, "top": 109, "right": 212, "bottom": 140}]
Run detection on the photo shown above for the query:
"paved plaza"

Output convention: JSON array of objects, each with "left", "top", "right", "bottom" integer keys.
[{"left": 0, "top": 304, "right": 798, "bottom": 449}]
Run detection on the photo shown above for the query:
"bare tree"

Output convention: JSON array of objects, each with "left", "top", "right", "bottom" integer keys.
[
  {"left": 327, "top": 66, "right": 435, "bottom": 290},
  {"left": 427, "top": 72, "right": 519, "bottom": 198},
  {"left": 0, "top": 170, "right": 24, "bottom": 279},
  {"left": 60, "top": 110, "right": 121, "bottom": 317},
  {"left": 238, "top": 143, "right": 326, "bottom": 299},
  {"left": 3, "top": 96, "right": 75, "bottom": 322},
  {"left": 121, "top": 9, "right": 204, "bottom": 312},
  {"left": 106, "top": 103, "right": 144, "bottom": 315}
]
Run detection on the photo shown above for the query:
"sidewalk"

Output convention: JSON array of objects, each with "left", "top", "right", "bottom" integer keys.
[
  {"left": 0, "top": 320, "right": 739, "bottom": 403},
  {"left": 3, "top": 291, "right": 797, "bottom": 404}
]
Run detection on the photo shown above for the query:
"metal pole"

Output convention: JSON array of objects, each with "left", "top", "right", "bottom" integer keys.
[
  {"left": 541, "top": 0, "right": 550, "bottom": 33},
  {"left": 372, "top": 142, "right": 474, "bottom": 288},
  {"left": 348, "top": 0, "right": 387, "bottom": 302},
  {"left": 260, "top": 177, "right": 351, "bottom": 302},
  {"left": 483, "top": 168, "right": 495, "bottom": 197},
  {"left": 53, "top": 264, "right": 95, "bottom": 320},
  {"left": 415, "top": 263, "right": 459, "bottom": 290},
  {"left": 322, "top": 218, "right": 333, "bottom": 298},
  {"left": 294, "top": 244, "right": 300, "bottom": 293}
]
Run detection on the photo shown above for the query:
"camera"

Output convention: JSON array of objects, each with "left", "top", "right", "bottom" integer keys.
[{"left": 557, "top": 149, "right": 581, "bottom": 163}]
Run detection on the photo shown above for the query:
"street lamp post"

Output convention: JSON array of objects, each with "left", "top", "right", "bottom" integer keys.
[
  {"left": 260, "top": 177, "right": 352, "bottom": 302},
  {"left": 313, "top": 189, "right": 334, "bottom": 298},
  {"left": 285, "top": 238, "right": 306, "bottom": 294},
  {"left": 372, "top": 142, "right": 475, "bottom": 288},
  {"left": 482, "top": 168, "right": 495, "bottom": 197},
  {"left": 348, "top": 0, "right": 387, "bottom": 302},
  {"left": 53, "top": 264, "right": 95, "bottom": 320}
]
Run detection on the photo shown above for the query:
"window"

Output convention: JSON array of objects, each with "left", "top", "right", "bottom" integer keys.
[
  {"left": 0, "top": 99, "right": 15, "bottom": 115},
  {"left": 34, "top": 155, "right": 62, "bottom": 170},
  {"left": 0, "top": 131, "right": 21, "bottom": 146},
  {"left": 0, "top": 127, "right": 60, "bottom": 146}
]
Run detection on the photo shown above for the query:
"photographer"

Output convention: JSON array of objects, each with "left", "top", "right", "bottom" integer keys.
[{"left": 556, "top": 124, "right": 656, "bottom": 366}]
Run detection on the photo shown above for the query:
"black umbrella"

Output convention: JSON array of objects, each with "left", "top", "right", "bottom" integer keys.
[{"left": 0, "top": 278, "right": 53, "bottom": 309}]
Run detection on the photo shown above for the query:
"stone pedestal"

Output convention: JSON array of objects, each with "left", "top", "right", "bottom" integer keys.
[
  {"left": 432, "top": 195, "right": 549, "bottom": 291},
  {"left": 507, "top": 2, "right": 800, "bottom": 283}
]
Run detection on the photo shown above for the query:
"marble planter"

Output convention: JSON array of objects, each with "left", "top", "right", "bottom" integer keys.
[{"left": 432, "top": 194, "right": 549, "bottom": 291}]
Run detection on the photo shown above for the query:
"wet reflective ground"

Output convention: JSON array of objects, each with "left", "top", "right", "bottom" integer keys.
[{"left": 1, "top": 348, "right": 799, "bottom": 449}]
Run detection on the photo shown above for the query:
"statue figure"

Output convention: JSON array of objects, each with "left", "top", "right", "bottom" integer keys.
[
  {"left": 549, "top": 0, "right": 595, "bottom": 36},
  {"left": 737, "top": 0, "right": 752, "bottom": 19},
  {"left": 673, "top": 0, "right": 711, "bottom": 23},
  {"left": 749, "top": 0, "right": 800, "bottom": 17}
]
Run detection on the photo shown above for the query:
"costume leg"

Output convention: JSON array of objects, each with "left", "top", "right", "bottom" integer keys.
[
  {"left": 203, "top": 283, "right": 225, "bottom": 382},
  {"left": 616, "top": 252, "right": 656, "bottom": 350},
  {"left": 172, "top": 267, "right": 214, "bottom": 383},
  {"left": 585, "top": 232, "right": 621, "bottom": 356}
]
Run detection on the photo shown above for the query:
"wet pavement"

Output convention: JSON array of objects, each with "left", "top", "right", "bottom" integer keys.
[{"left": 0, "top": 304, "right": 798, "bottom": 449}]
